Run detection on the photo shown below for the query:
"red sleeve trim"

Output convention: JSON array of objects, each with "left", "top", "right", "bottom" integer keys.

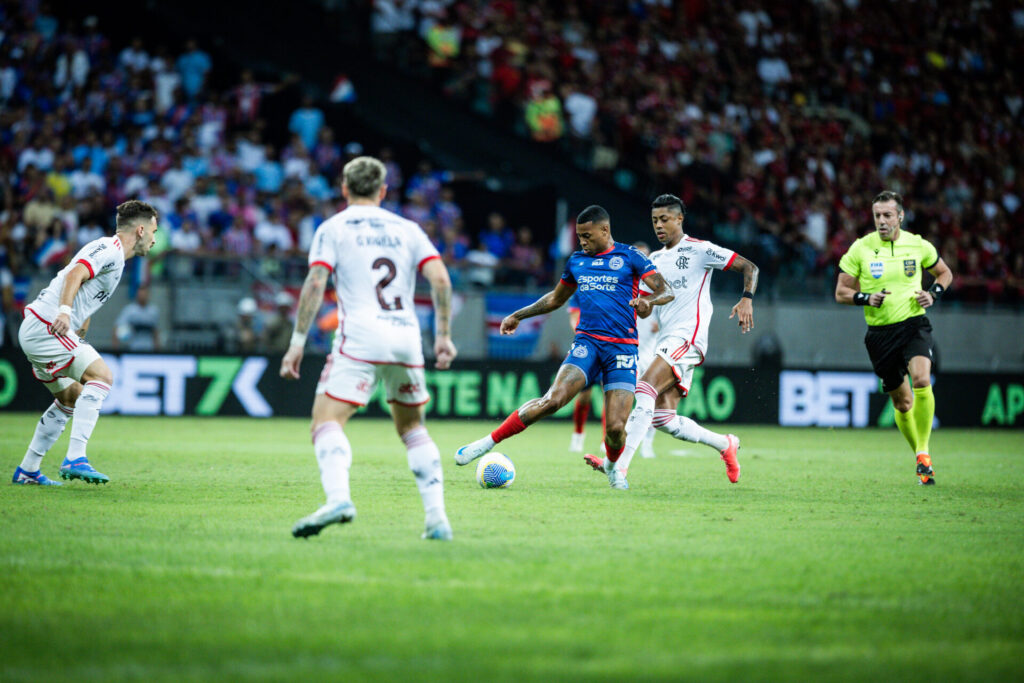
[
  {"left": 309, "top": 260, "right": 333, "bottom": 273},
  {"left": 418, "top": 254, "right": 441, "bottom": 272},
  {"left": 76, "top": 259, "right": 95, "bottom": 279},
  {"left": 639, "top": 291, "right": 653, "bottom": 297},
  {"left": 725, "top": 253, "right": 737, "bottom": 269},
  {"left": 559, "top": 278, "right": 578, "bottom": 289},
  {"left": 640, "top": 269, "right": 658, "bottom": 280}
]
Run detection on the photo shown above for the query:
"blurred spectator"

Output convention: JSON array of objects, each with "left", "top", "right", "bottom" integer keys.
[
  {"left": 503, "top": 226, "right": 546, "bottom": 286},
  {"left": 262, "top": 290, "right": 295, "bottom": 352},
  {"left": 233, "top": 296, "right": 260, "bottom": 353},
  {"left": 177, "top": 39, "right": 211, "bottom": 99},
  {"left": 113, "top": 284, "right": 160, "bottom": 351},
  {"left": 288, "top": 94, "right": 325, "bottom": 152},
  {"left": 481, "top": 211, "right": 514, "bottom": 259}
]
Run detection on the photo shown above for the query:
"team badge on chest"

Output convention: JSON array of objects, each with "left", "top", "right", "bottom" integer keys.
[
  {"left": 609, "top": 256, "right": 624, "bottom": 270},
  {"left": 903, "top": 259, "right": 916, "bottom": 277},
  {"left": 869, "top": 261, "right": 884, "bottom": 278}
]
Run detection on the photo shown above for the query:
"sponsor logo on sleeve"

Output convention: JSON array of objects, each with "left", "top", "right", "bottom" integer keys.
[{"left": 706, "top": 248, "right": 725, "bottom": 261}]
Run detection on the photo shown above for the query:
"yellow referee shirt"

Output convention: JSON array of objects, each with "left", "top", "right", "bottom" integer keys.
[{"left": 838, "top": 230, "right": 939, "bottom": 326}]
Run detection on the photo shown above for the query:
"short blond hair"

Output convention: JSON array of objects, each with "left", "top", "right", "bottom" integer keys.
[{"left": 343, "top": 156, "right": 387, "bottom": 199}]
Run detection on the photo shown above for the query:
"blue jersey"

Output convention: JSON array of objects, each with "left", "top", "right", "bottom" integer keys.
[{"left": 560, "top": 241, "right": 658, "bottom": 345}]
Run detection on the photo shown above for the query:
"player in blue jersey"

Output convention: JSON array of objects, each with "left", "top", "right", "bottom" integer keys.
[{"left": 455, "top": 205, "right": 673, "bottom": 489}]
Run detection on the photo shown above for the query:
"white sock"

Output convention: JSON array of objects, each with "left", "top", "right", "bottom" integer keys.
[
  {"left": 652, "top": 410, "right": 729, "bottom": 451},
  {"left": 312, "top": 422, "right": 352, "bottom": 504},
  {"left": 617, "top": 381, "right": 659, "bottom": 472},
  {"left": 403, "top": 426, "right": 445, "bottom": 518},
  {"left": 643, "top": 427, "right": 656, "bottom": 449},
  {"left": 66, "top": 381, "right": 110, "bottom": 462},
  {"left": 20, "top": 400, "right": 73, "bottom": 471}
]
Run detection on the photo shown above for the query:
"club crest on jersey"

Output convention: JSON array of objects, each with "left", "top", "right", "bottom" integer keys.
[
  {"left": 869, "top": 261, "right": 884, "bottom": 278},
  {"left": 676, "top": 254, "right": 689, "bottom": 269},
  {"left": 903, "top": 259, "right": 916, "bottom": 277},
  {"left": 571, "top": 344, "right": 588, "bottom": 358},
  {"left": 609, "top": 256, "right": 624, "bottom": 270}
]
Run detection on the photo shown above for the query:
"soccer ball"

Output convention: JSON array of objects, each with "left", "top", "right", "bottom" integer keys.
[{"left": 476, "top": 452, "right": 515, "bottom": 489}]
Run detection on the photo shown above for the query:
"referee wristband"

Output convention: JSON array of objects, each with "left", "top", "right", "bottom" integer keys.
[
  {"left": 928, "top": 283, "right": 944, "bottom": 302},
  {"left": 741, "top": 291, "right": 754, "bottom": 300},
  {"left": 853, "top": 292, "right": 870, "bottom": 306},
  {"left": 58, "top": 304, "right": 73, "bottom": 317},
  {"left": 289, "top": 331, "right": 308, "bottom": 348}
]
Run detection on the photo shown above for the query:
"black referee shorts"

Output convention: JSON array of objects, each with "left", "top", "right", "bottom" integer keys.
[{"left": 864, "top": 316, "right": 934, "bottom": 393}]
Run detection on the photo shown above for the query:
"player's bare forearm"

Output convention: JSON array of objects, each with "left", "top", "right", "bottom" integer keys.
[
  {"left": 929, "top": 258, "right": 953, "bottom": 289},
  {"left": 835, "top": 272, "right": 859, "bottom": 305},
  {"left": 730, "top": 255, "right": 759, "bottom": 295},
  {"left": 59, "top": 265, "right": 88, "bottom": 309},
  {"left": 422, "top": 259, "right": 453, "bottom": 337},
  {"left": 513, "top": 290, "right": 564, "bottom": 321},
  {"left": 642, "top": 271, "right": 673, "bottom": 307},
  {"left": 836, "top": 272, "right": 888, "bottom": 307},
  {"left": 76, "top": 317, "right": 91, "bottom": 339},
  {"left": 51, "top": 264, "right": 89, "bottom": 336},
  {"left": 431, "top": 282, "right": 452, "bottom": 337},
  {"left": 294, "top": 265, "right": 329, "bottom": 335}
]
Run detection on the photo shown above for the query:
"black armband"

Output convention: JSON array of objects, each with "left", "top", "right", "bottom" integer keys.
[
  {"left": 853, "top": 292, "right": 870, "bottom": 306},
  {"left": 741, "top": 291, "right": 754, "bottom": 300},
  {"left": 928, "top": 283, "right": 944, "bottom": 301}
]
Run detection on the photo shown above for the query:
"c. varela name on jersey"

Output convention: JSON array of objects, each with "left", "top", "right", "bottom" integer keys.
[
  {"left": 647, "top": 236, "right": 736, "bottom": 361},
  {"left": 27, "top": 235, "right": 125, "bottom": 329},
  {"left": 309, "top": 204, "right": 440, "bottom": 366}
]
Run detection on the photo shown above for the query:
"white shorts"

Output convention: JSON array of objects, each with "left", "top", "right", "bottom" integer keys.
[
  {"left": 19, "top": 308, "right": 102, "bottom": 394},
  {"left": 653, "top": 333, "right": 705, "bottom": 397},
  {"left": 316, "top": 352, "right": 430, "bottom": 407}
]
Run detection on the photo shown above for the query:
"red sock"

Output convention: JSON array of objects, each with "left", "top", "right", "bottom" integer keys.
[
  {"left": 605, "top": 442, "right": 624, "bottom": 462},
  {"left": 490, "top": 411, "right": 527, "bottom": 443},
  {"left": 572, "top": 397, "right": 590, "bottom": 434}
]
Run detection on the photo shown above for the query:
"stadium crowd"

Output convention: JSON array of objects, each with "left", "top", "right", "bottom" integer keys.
[
  {"left": 0, "top": 1, "right": 556, "bottom": 335},
  {"left": 375, "top": 0, "right": 1024, "bottom": 303}
]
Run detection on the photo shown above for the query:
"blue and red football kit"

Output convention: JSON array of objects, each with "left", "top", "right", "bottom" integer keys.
[{"left": 560, "top": 242, "right": 658, "bottom": 392}]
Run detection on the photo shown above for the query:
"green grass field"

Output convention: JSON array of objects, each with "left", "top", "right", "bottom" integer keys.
[{"left": 1, "top": 414, "right": 1022, "bottom": 682}]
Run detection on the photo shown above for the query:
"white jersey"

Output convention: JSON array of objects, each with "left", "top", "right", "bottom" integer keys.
[
  {"left": 308, "top": 204, "right": 439, "bottom": 366},
  {"left": 28, "top": 235, "right": 126, "bottom": 329},
  {"left": 648, "top": 236, "right": 735, "bottom": 359}
]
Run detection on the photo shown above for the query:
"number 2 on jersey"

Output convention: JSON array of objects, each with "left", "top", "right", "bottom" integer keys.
[{"left": 373, "top": 257, "right": 403, "bottom": 311}]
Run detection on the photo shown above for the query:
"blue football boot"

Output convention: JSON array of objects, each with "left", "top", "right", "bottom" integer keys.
[{"left": 59, "top": 457, "right": 110, "bottom": 484}]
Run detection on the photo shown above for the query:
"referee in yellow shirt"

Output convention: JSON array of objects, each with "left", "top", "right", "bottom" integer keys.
[{"left": 836, "top": 191, "right": 953, "bottom": 485}]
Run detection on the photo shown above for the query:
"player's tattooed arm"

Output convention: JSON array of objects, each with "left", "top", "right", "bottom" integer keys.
[
  {"left": 76, "top": 316, "right": 91, "bottom": 339},
  {"left": 729, "top": 255, "right": 759, "bottom": 295},
  {"left": 728, "top": 255, "right": 758, "bottom": 333},
  {"left": 422, "top": 258, "right": 457, "bottom": 368},
  {"left": 422, "top": 258, "right": 453, "bottom": 337},
  {"left": 501, "top": 280, "right": 574, "bottom": 334},
  {"left": 632, "top": 271, "right": 672, "bottom": 318},
  {"left": 294, "top": 264, "right": 330, "bottom": 335},
  {"left": 281, "top": 264, "right": 329, "bottom": 379}
]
